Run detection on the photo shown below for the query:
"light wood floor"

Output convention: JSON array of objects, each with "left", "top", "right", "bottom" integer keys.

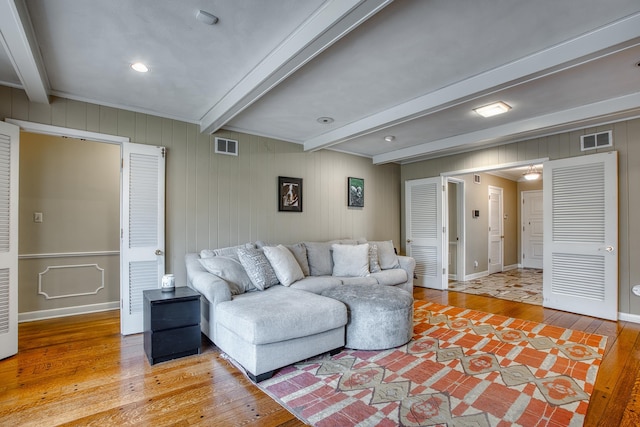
[{"left": 2, "top": 289, "right": 639, "bottom": 426}]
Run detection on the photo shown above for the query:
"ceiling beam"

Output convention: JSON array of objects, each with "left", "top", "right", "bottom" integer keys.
[
  {"left": 304, "top": 12, "right": 640, "bottom": 153},
  {"left": 372, "top": 92, "right": 640, "bottom": 164},
  {"left": 199, "top": 0, "right": 392, "bottom": 135},
  {"left": 0, "top": 0, "right": 49, "bottom": 103}
]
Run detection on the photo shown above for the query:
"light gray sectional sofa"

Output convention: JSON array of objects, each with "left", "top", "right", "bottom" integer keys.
[{"left": 185, "top": 239, "right": 415, "bottom": 381}]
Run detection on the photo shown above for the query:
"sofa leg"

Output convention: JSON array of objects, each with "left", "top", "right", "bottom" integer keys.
[
  {"left": 329, "top": 347, "right": 343, "bottom": 356},
  {"left": 249, "top": 370, "right": 275, "bottom": 382}
]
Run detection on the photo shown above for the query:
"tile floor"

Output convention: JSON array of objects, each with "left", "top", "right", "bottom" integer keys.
[{"left": 447, "top": 268, "right": 543, "bottom": 305}]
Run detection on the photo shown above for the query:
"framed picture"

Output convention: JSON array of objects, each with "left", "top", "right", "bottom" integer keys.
[
  {"left": 348, "top": 177, "right": 364, "bottom": 207},
  {"left": 278, "top": 176, "right": 303, "bottom": 212}
]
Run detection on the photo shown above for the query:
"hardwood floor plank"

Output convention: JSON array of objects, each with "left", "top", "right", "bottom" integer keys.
[{"left": 1, "top": 288, "right": 637, "bottom": 426}]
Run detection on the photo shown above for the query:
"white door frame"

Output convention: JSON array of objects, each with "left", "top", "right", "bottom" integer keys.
[{"left": 446, "top": 177, "right": 465, "bottom": 282}]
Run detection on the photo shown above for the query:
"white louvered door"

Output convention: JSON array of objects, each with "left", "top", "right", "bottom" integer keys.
[
  {"left": 0, "top": 122, "right": 18, "bottom": 359},
  {"left": 406, "top": 177, "right": 445, "bottom": 289},
  {"left": 543, "top": 151, "right": 617, "bottom": 320},
  {"left": 120, "top": 143, "right": 166, "bottom": 335}
]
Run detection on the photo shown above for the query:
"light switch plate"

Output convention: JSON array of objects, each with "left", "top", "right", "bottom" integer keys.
[{"left": 33, "top": 212, "right": 43, "bottom": 223}]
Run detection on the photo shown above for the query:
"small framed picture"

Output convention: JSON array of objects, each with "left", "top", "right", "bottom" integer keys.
[
  {"left": 348, "top": 177, "right": 364, "bottom": 208},
  {"left": 278, "top": 176, "right": 303, "bottom": 212}
]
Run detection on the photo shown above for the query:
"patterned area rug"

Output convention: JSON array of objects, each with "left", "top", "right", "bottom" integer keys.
[
  {"left": 448, "top": 269, "right": 543, "bottom": 305},
  {"left": 257, "top": 301, "right": 606, "bottom": 426}
]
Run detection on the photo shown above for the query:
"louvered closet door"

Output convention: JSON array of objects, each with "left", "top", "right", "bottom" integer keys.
[
  {"left": 405, "top": 177, "right": 445, "bottom": 289},
  {"left": 543, "top": 151, "right": 617, "bottom": 320},
  {"left": 0, "top": 122, "right": 18, "bottom": 359},
  {"left": 120, "top": 143, "right": 166, "bottom": 335}
]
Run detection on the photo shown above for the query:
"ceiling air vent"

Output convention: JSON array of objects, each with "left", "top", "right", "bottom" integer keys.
[
  {"left": 580, "top": 131, "right": 612, "bottom": 152},
  {"left": 214, "top": 137, "right": 238, "bottom": 156}
]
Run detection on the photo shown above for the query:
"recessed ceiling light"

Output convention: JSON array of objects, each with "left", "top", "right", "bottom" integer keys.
[
  {"left": 317, "top": 117, "right": 334, "bottom": 124},
  {"left": 384, "top": 135, "right": 395, "bottom": 142},
  {"left": 131, "top": 62, "right": 149, "bottom": 73},
  {"left": 474, "top": 101, "right": 511, "bottom": 118}
]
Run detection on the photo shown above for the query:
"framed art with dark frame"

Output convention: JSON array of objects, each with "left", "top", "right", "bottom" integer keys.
[
  {"left": 348, "top": 177, "right": 364, "bottom": 208},
  {"left": 278, "top": 176, "right": 303, "bottom": 212}
]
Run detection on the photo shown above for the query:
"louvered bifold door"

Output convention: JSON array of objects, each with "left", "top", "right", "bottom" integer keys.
[
  {"left": 543, "top": 151, "right": 617, "bottom": 320},
  {"left": 405, "top": 177, "right": 445, "bottom": 289},
  {"left": 120, "top": 143, "right": 166, "bottom": 335},
  {"left": 0, "top": 122, "right": 18, "bottom": 359}
]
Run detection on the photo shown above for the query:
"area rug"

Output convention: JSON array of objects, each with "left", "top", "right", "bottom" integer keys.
[
  {"left": 448, "top": 269, "right": 543, "bottom": 306},
  {"left": 257, "top": 301, "right": 606, "bottom": 426}
]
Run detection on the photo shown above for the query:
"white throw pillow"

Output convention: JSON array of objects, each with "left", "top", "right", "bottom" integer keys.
[
  {"left": 331, "top": 243, "right": 370, "bottom": 277},
  {"left": 198, "top": 256, "right": 255, "bottom": 294},
  {"left": 263, "top": 245, "right": 304, "bottom": 286}
]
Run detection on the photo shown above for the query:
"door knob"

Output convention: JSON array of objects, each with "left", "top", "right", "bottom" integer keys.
[
  {"left": 406, "top": 239, "right": 412, "bottom": 243},
  {"left": 605, "top": 246, "right": 614, "bottom": 253},
  {"left": 155, "top": 249, "right": 164, "bottom": 256}
]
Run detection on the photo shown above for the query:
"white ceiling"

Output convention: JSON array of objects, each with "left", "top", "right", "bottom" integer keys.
[{"left": 1, "top": 0, "right": 639, "bottom": 164}]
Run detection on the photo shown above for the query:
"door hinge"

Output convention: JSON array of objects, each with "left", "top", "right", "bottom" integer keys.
[
  {"left": 443, "top": 268, "right": 446, "bottom": 274},
  {"left": 523, "top": 253, "right": 526, "bottom": 259},
  {"left": 161, "top": 147, "right": 166, "bottom": 158},
  {"left": 443, "top": 226, "right": 446, "bottom": 233},
  {"left": 443, "top": 185, "right": 446, "bottom": 191},
  {"left": 121, "top": 158, "right": 124, "bottom": 169},
  {"left": 121, "top": 228, "right": 123, "bottom": 239}
]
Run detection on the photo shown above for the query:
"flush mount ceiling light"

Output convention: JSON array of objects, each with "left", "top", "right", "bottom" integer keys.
[
  {"left": 131, "top": 62, "right": 149, "bottom": 73},
  {"left": 317, "top": 117, "right": 334, "bottom": 124},
  {"left": 196, "top": 10, "right": 219, "bottom": 25},
  {"left": 384, "top": 135, "right": 396, "bottom": 142},
  {"left": 474, "top": 101, "right": 511, "bottom": 118},
  {"left": 523, "top": 164, "right": 541, "bottom": 181}
]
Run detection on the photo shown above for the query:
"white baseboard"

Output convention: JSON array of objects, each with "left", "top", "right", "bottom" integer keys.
[
  {"left": 503, "top": 264, "right": 521, "bottom": 271},
  {"left": 18, "top": 301, "right": 119, "bottom": 323},
  {"left": 464, "top": 270, "right": 489, "bottom": 281},
  {"left": 619, "top": 312, "right": 640, "bottom": 324}
]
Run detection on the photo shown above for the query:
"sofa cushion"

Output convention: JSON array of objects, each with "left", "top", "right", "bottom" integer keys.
[
  {"left": 263, "top": 245, "right": 304, "bottom": 286},
  {"left": 285, "top": 243, "right": 310, "bottom": 276},
  {"left": 341, "top": 276, "right": 378, "bottom": 286},
  {"left": 304, "top": 241, "right": 334, "bottom": 276},
  {"left": 201, "top": 242, "right": 256, "bottom": 261},
  {"left": 290, "top": 276, "right": 342, "bottom": 294},
  {"left": 369, "top": 240, "right": 400, "bottom": 269},
  {"left": 369, "top": 268, "right": 408, "bottom": 286},
  {"left": 237, "top": 247, "right": 279, "bottom": 290},
  {"left": 331, "top": 243, "right": 370, "bottom": 277},
  {"left": 216, "top": 286, "right": 347, "bottom": 345},
  {"left": 198, "top": 256, "right": 255, "bottom": 294}
]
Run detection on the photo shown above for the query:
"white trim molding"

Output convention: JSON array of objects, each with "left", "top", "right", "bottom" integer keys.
[
  {"left": 18, "top": 302, "right": 119, "bottom": 323},
  {"left": 619, "top": 312, "right": 640, "bottom": 324},
  {"left": 20, "top": 250, "right": 119, "bottom": 260},
  {"left": 5, "top": 119, "right": 129, "bottom": 144},
  {"left": 38, "top": 263, "right": 105, "bottom": 300}
]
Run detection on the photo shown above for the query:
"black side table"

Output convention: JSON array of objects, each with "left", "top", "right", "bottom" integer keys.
[{"left": 143, "top": 287, "right": 201, "bottom": 365}]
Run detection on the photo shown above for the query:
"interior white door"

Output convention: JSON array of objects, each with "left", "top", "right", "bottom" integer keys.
[
  {"left": 543, "top": 151, "right": 617, "bottom": 320},
  {"left": 0, "top": 122, "right": 18, "bottom": 360},
  {"left": 121, "top": 142, "right": 166, "bottom": 335},
  {"left": 488, "top": 186, "right": 503, "bottom": 274},
  {"left": 405, "top": 177, "right": 445, "bottom": 289},
  {"left": 522, "top": 190, "right": 544, "bottom": 269}
]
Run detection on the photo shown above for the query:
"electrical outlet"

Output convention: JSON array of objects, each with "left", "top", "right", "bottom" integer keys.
[{"left": 33, "top": 212, "right": 43, "bottom": 223}]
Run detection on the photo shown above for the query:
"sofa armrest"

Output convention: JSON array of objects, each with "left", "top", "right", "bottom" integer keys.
[
  {"left": 397, "top": 255, "right": 416, "bottom": 293},
  {"left": 185, "top": 253, "right": 232, "bottom": 306}
]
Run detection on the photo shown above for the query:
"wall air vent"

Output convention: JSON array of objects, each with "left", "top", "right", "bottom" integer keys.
[
  {"left": 580, "top": 131, "right": 612, "bottom": 152},
  {"left": 473, "top": 174, "right": 481, "bottom": 184},
  {"left": 214, "top": 137, "right": 238, "bottom": 156}
]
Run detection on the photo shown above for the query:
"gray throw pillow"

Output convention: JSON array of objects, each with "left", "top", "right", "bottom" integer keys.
[
  {"left": 369, "top": 240, "right": 400, "bottom": 269},
  {"left": 200, "top": 242, "right": 256, "bottom": 261},
  {"left": 237, "top": 247, "right": 279, "bottom": 290},
  {"left": 198, "top": 256, "right": 254, "bottom": 294},
  {"left": 303, "top": 241, "right": 333, "bottom": 276},
  {"left": 369, "top": 244, "right": 381, "bottom": 273},
  {"left": 263, "top": 245, "right": 304, "bottom": 286},
  {"left": 285, "top": 243, "right": 310, "bottom": 276}
]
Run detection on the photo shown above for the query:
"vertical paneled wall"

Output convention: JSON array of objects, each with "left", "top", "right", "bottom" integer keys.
[
  {"left": 1, "top": 86, "right": 401, "bottom": 316},
  {"left": 401, "top": 118, "right": 639, "bottom": 314}
]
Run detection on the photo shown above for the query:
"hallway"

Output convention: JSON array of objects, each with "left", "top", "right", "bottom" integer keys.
[{"left": 447, "top": 268, "right": 542, "bottom": 305}]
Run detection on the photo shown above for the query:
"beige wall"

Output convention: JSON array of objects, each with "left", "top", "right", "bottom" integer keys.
[
  {"left": 1, "top": 86, "right": 401, "bottom": 316},
  {"left": 453, "top": 173, "right": 518, "bottom": 275},
  {"left": 401, "top": 118, "right": 638, "bottom": 314},
  {"left": 18, "top": 133, "right": 120, "bottom": 314}
]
